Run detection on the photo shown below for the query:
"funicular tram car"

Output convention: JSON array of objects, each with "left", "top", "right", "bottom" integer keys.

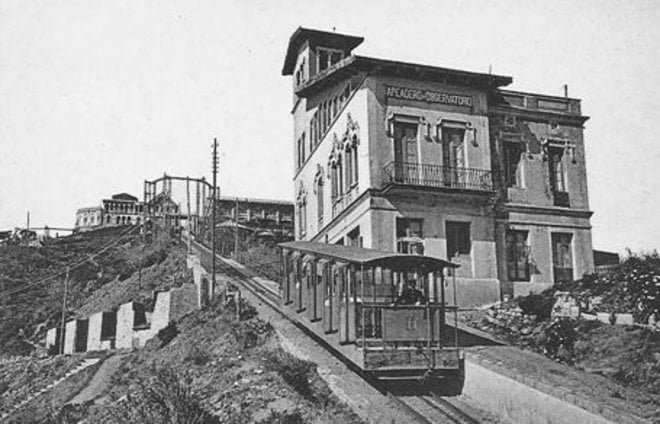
[{"left": 279, "top": 241, "right": 464, "bottom": 382}]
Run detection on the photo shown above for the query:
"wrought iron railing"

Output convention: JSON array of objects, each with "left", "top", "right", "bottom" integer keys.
[{"left": 382, "top": 161, "right": 494, "bottom": 191}]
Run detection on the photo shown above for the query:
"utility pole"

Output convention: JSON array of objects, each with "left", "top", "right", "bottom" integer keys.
[
  {"left": 186, "top": 177, "right": 191, "bottom": 253},
  {"left": 234, "top": 197, "right": 240, "bottom": 262},
  {"left": 59, "top": 267, "right": 69, "bottom": 354},
  {"left": 212, "top": 139, "right": 218, "bottom": 299}
]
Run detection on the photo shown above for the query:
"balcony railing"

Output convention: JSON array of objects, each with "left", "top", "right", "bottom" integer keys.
[
  {"left": 331, "top": 185, "right": 358, "bottom": 218},
  {"left": 382, "top": 161, "right": 494, "bottom": 192}
]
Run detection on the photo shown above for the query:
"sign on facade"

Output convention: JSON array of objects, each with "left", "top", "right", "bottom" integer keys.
[{"left": 385, "top": 85, "right": 473, "bottom": 107}]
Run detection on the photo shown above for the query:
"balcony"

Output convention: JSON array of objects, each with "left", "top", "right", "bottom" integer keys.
[
  {"left": 332, "top": 185, "right": 359, "bottom": 218},
  {"left": 382, "top": 161, "right": 494, "bottom": 192}
]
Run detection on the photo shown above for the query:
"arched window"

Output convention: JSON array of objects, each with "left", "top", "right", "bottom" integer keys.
[
  {"left": 337, "top": 159, "right": 344, "bottom": 195},
  {"left": 325, "top": 101, "right": 331, "bottom": 130},
  {"left": 320, "top": 102, "right": 327, "bottom": 135},
  {"left": 330, "top": 165, "right": 338, "bottom": 201},
  {"left": 352, "top": 135, "right": 359, "bottom": 184},
  {"left": 296, "top": 184, "right": 307, "bottom": 239},
  {"left": 315, "top": 168, "right": 324, "bottom": 225},
  {"left": 344, "top": 145, "right": 353, "bottom": 188}
]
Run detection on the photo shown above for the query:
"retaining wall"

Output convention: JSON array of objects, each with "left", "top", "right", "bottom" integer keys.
[
  {"left": 46, "top": 328, "right": 58, "bottom": 351},
  {"left": 49, "top": 278, "right": 200, "bottom": 354},
  {"left": 463, "top": 359, "right": 612, "bottom": 424},
  {"left": 63, "top": 320, "right": 77, "bottom": 354}
]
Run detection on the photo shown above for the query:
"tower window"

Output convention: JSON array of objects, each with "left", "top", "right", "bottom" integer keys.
[{"left": 317, "top": 48, "right": 344, "bottom": 72}]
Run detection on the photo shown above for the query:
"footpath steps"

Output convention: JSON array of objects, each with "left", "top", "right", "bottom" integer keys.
[{"left": 0, "top": 357, "right": 101, "bottom": 421}]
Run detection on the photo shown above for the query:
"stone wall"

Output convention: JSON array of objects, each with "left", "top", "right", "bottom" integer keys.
[
  {"left": 46, "top": 328, "right": 58, "bottom": 352},
  {"left": 48, "top": 279, "right": 201, "bottom": 355},
  {"left": 86, "top": 311, "right": 104, "bottom": 351},
  {"left": 115, "top": 302, "right": 138, "bottom": 350},
  {"left": 63, "top": 320, "right": 77, "bottom": 354}
]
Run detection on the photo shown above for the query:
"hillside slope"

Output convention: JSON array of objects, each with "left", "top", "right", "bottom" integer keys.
[{"left": 0, "top": 226, "right": 185, "bottom": 356}]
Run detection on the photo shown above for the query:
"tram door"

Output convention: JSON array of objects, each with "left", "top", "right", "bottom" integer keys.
[{"left": 339, "top": 266, "right": 356, "bottom": 344}]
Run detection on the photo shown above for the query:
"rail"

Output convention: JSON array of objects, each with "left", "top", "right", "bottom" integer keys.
[{"left": 382, "top": 161, "right": 494, "bottom": 192}]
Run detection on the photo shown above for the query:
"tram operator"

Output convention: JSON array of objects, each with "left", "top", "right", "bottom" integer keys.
[{"left": 394, "top": 279, "right": 427, "bottom": 306}]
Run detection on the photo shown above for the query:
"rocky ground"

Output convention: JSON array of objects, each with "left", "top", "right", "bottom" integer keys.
[
  {"left": 0, "top": 226, "right": 186, "bottom": 357},
  {"left": 1, "top": 228, "right": 366, "bottom": 423},
  {"left": 5, "top": 297, "right": 365, "bottom": 423}
]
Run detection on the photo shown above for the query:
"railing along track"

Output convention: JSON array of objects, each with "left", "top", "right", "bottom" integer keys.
[{"left": 191, "top": 239, "right": 482, "bottom": 424}]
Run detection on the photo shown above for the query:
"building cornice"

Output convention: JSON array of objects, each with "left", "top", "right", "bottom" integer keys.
[
  {"left": 295, "top": 55, "right": 512, "bottom": 97},
  {"left": 488, "top": 106, "right": 589, "bottom": 127},
  {"left": 504, "top": 203, "right": 593, "bottom": 219}
]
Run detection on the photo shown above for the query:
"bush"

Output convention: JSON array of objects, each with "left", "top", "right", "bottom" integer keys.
[
  {"left": 186, "top": 345, "right": 212, "bottom": 366},
  {"left": 100, "top": 366, "right": 219, "bottom": 424},
  {"left": 517, "top": 290, "right": 555, "bottom": 322},
  {"left": 558, "top": 251, "right": 660, "bottom": 321},
  {"left": 263, "top": 349, "right": 313, "bottom": 399},
  {"left": 157, "top": 322, "right": 179, "bottom": 348},
  {"left": 258, "top": 409, "right": 305, "bottom": 424},
  {"left": 537, "top": 318, "right": 577, "bottom": 364},
  {"left": 230, "top": 322, "right": 261, "bottom": 350}
]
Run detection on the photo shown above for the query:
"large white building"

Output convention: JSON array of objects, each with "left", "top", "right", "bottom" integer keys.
[{"left": 283, "top": 28, "right": 594, "bottom": 306}]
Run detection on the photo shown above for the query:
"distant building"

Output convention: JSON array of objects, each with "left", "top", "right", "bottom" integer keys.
[
  {"left": 593, "top": 249, "right": 620, "bottom": 274},
  {"left": 74, "top": 206, "right": 103, "bottom": 232},
  {"left": 101, "top": 193, "right": 143, "bottom": 227},
  {"left": 282, "top": 27, "right": 594, "bottom": 305},
  {"left": 74, "top": 193, "right": 144, "bottom": 232},
  {"left": 209, "top": 196, "right": 294, "bottom": 240},
  {"left": 147, "top": 192, "right": 181, "bottom": 227}
]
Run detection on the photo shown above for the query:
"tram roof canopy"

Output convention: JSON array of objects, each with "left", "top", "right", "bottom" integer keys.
[{"left": 279, "top": 241, "right": 459, "bottom": 272}]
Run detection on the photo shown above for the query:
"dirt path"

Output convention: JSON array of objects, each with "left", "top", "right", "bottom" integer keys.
[{"left": 68, "top": 354, "right": 126, "bottom": 405}]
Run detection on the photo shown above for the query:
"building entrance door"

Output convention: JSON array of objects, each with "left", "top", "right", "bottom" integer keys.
[{"left": 393, "top": 123, "right": 418, "bottom": 183}]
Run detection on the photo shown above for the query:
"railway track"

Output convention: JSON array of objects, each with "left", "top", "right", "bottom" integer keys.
[{"left": 192, "top": 240, "right": 485, "bottom": 424}]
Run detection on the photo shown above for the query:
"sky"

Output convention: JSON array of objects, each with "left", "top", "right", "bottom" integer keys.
[{"left": 1, "top": 0, "right": 659, "bottom": 254}]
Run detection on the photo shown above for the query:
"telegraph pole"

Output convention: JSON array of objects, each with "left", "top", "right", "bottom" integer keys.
[
  {"left": 234, "top": 197, "right": 239, "bottom": 262},
  {"left": 211, "top": 139, "right": 218, "bottom": 298},
  {"left": 59, "top": 267, "right": 69, "bottom": 354}
]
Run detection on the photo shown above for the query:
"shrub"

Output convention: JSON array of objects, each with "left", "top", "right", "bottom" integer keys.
[
  {"left": 537, "top": 318, "right": 577, "bottom": 364},
  {"left": 263, "top": 349, "right": 313, "bottom": 399},
  {"left": 157, "top": 322, "right": 179, "bottom": 348},
  {"left": 102, "top": 366, "right": 219, "bottom": 424},
  {"left": 517, "top": 290, "right": 555, "bottom": 322},
  {"left": 186, "top": 345, "right": 212, "bottom": 366},
  {"left": 230, "top": 323, "right": 261, "bottom": 350},
  {"left": 258, "top": 409, "right": 305, "bottom": 424}
]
